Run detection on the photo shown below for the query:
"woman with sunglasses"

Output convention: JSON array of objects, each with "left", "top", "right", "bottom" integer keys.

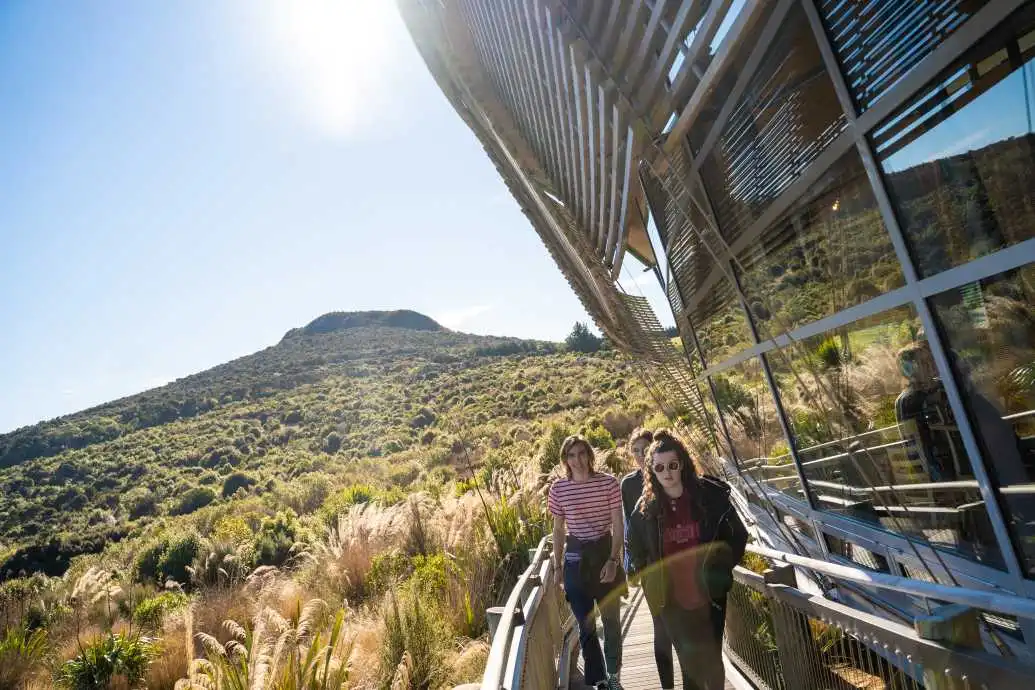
[
  {"left": 627, "top": 429, "right": 748, "bottom": 690},
  {"left": 621, "top": 428, "right": 676, "bottom": 690}
]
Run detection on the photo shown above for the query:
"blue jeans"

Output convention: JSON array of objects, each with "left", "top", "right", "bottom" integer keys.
[{"left": 564, "top": 557, "right": 621, "bottom": 684}]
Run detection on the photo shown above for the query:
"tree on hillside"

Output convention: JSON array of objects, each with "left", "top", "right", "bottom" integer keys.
[{"left": 565, "top": 322, "right": 602, "bottom": 353}]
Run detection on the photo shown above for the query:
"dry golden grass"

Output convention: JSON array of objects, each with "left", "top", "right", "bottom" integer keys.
[
  {"left": 144, "top": 611, "right": 192, "bottom": 690},
  {"left": 447, "top": 639, "right": 490, "bottom": 685},
  {"left": 301, "top": 513, "right": 380, "bottom": 606},
  {"left": 348, "top": 612, "right": 386, "bottom": 689},
  {"left": 190, "top": 585, "right": 255, "bottom": 650}
]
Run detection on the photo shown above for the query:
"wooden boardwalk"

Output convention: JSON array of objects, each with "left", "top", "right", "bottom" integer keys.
[{"left": 577, "top": 587, "right": 737, "bottom": 689}]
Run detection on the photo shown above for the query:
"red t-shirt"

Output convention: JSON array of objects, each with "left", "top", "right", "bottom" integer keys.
[{"left": 662, "top": 491, "right": 705, "bottom": 610}]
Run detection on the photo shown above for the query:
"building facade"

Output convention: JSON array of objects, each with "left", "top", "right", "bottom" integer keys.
[{"left": 401, "top": 0, "right": 1035, "bottom": 650}]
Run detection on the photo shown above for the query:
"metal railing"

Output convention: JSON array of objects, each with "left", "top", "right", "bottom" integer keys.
[
  {"left": 725, "top": 563, "right": 1035, "bottom": 689},
  {"left": 474, "top": 538, "right": 1035, "bottom": 689},
  {"left": 479, "top": 536, "right": 571, "bottom": 690}
]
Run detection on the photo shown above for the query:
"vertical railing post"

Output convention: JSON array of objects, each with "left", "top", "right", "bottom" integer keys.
[
  {"left": 764, "top": 566, "right": 830, "bottom": 690},
  {"left": 915, "top": 604, "right": 982, "bottom": 690},
  {"left": 487, "top": 606, "right": 505, "bottom": 643}
]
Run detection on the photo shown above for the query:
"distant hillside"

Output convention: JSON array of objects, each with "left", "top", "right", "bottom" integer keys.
[
  {"left": 0, "top": 311, "right": 523, "bottom": 469},
  {"left": 0, "top": 310, "right": 650, "bottom": 577},
  {"left": 282, "top": 309, "right": 444, "bottom": 339}
]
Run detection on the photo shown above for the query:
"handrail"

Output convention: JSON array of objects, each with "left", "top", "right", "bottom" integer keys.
[
  {"left": 480, "top": 536, "right": 553, "bottom": 690},
  {"left": 726, "top": 566, "right": 1035, "bottom": 688},
  {"left": 743, "top": 407, "right": 1035, "bottom": 470},
  {"left": 747, "top": 543, "right": 1035, "bottom": 619}
]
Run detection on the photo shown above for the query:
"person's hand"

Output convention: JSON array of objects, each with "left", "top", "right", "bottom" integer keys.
[
  {"left": 600, "top": 558, "right": 618, "bottom": 583},
  {"left": 551, "top": 556, "right": 565, "bottom": 593}
]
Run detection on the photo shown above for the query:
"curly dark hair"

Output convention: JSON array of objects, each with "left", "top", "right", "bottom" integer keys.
[
  {"left": 640, "top": 429, "right": 701, "bottom": 518},
  {"left": 559, "top": 434, "right": 595, "bottom": 479}
]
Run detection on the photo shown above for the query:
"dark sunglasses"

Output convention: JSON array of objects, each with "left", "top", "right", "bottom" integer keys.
[{"left": 653, "top": 461, "right": 680, "bottom": 473}]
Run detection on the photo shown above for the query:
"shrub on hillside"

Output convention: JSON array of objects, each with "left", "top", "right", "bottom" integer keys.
[
  {"left": 0, "top": 625, "right": 47, "bottom": 689},
  {"left": 220, "top": 472, "right": 256, "bottom": 498},
  {"left": 170, "top": 487, "right": 216, "bottom": 516},
  {"left": 121, "top": 487, "right": 158, "bottom": 520},
  {"left": 132, "top": 592, "right": 188, "bottom": 631},
  {"left": 536, "top": 422, "right": 572, "bottom": 475},
  {"left": 252, "top": 511, "right": 301, "bottom": 567},
  {"left": 135, "top": 533, "right": 200, "bottom": 586},
  {"left": 583, "top": 423, "right": 615, "bottom": 450},
  {"left": 58, "top": 633, "right": 157, "bottom": 689}
]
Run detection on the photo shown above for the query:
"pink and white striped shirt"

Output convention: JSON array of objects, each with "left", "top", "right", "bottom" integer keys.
[{"left": 548, "top": 472, "right": 621, "bottom": 541}]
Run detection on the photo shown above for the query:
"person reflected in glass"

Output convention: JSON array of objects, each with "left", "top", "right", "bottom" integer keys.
[
  {"left": 621, "top": 428, "right": 676, "bottom": 689},
  {"left": 550, "top": 435, "right": 627, "bottom": 690},
  {"left": 627, "top": 429, "right": 748, "bottom": 690},
  {"left": 895, "top": 339, "right": 962, "bottom": 481}
]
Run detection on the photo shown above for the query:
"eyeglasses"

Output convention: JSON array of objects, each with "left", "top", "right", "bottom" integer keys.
[{"left": 653, "top": 461, "right": 680, "bottom": 473}]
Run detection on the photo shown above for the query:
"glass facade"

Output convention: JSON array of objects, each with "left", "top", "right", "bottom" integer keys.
[
  {"left": 736, "top": 151, "right": 904, "bottom": 339},
  {"left": 873, "top": 11, "right": 1035, "bottom": 278},
  {"left": 931, "top": 264, "right": 1035, "bottom": 577},
  {"left": 653, "top": 3, "right": 1035, "bottom": 583}
]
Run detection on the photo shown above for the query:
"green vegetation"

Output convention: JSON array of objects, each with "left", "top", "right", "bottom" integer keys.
[
  {"left": 0, "top": 311, "right": 658, "bottom": 687},
  {"left": 564, "top": 321, "right": 603, "bottom": 353},
  {"left": 58, "top": 633, "right": 157, "bottom": 689},
  {"left": 0, "top": 313, "right": 644, "bottom": 577}
]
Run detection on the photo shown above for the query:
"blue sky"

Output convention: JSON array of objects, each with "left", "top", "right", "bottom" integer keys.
[{"left": 0, "top": 2, "right": 671, "bottom": 433}]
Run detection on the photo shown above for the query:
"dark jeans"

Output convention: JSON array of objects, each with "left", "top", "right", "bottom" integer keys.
[
  {"left": 651, "top": 608, "right": 675, "bottom": 688},
  {"left": 660, "top": 605, "right": 724, "bottom": 690},
  {"left": 564, "top": 558, "right": 621, "bottom": 684}
]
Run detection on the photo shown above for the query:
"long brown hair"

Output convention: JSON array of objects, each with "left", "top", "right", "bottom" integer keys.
[
  {"left": 627, "top": 427, "right": 653, "bottom": 454},
  {"left": 640, "top": 429, "right": 701, "bottom": 518},
  {"left": 559, "top": 434, "right": 594, "bottom": 479}
]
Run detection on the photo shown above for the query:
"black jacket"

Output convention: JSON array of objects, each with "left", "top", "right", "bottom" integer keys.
[
  {"left": 627, "top": 475, "right": 748, "bottom": 621},
  {"left": 620, "top": 469, "right": 644, "bottom": 520}
]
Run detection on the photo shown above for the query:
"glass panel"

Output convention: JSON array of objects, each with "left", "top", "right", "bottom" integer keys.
[
  {"left": 737, "top": 151, "right": 905, "bottom": 339},
  {"left": 691, "top": 277, "right": 754, "bottom": 366},
  {"left": 767, "top": 305, "right": 1006, "bottom": 569},
  {"left": 824, "top": 533, "right": 890, "bottom": 573},
  {"left": 711, "top": 357, "right": 805, "bottom": 503},
  {"left": 819, "top": 0, "right": 990, "bottom": 112},
  {"left": 685, "top": 1, "right": 778, "bottom": 154},
  {"left": 930, "top": 263, "right": 1035, "bottom": 578},
  {"left": 697, "top": 3, "right": 847, "bottom": 245},
  {"left": 777, "top": 508, "right": 817, "bottom": 542},
  {"left": 873, "top": 10, "right": 1035, "bottom": 277}
]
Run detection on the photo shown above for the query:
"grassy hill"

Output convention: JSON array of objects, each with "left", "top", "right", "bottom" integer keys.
[
  {"left": 0, "top": 310, "right": 660, "bottom": 688},
  {"left": 0, "top": 311, "right": 653, "bottom": 576}
]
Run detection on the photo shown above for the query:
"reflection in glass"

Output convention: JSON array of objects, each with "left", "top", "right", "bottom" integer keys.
[
  {"left": 712, "top": 358, "right": 805, "bottom": 504},
  {"left": 737, "top": 152, "right": 904, "bottom": 338},
  {"left": 767, "top": 305, "right": 1005, "bottom": 569},
  {"left": 691, "top": 277, "right": 754, "bottom": 366},
  {"left": 824, "top": 533, "right": 889, "bottom": 573},
  {"left": 777, "top": 508, "right": 817, "bottom": 543},
  {"left": 697, "top": 3, "right": 846, "bottom": 245},
  {"left": 874, "top": 13, "right": 1035, "bottom": 277},
  {"left": 931, "top": 263, "right": 1035, "bottom": 578}
]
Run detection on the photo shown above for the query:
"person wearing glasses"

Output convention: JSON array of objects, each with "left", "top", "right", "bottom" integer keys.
[
  {"left": 627, "top": 429, "right": 748, "bottom": 690},
  {"left": 621, "top": 428, "right": 676, "bottom": 690},
  {"left": 550, "top": 434, "right": 626, "bottom": 690}
]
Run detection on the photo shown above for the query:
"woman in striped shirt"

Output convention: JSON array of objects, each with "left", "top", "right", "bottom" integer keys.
[{"left": 549, "top": 434, "right": 626, "bottom": 690}]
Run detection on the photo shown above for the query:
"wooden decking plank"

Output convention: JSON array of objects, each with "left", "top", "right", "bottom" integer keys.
[{"left": 571, "top": 586, "right": 736, "bottom": 689}]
